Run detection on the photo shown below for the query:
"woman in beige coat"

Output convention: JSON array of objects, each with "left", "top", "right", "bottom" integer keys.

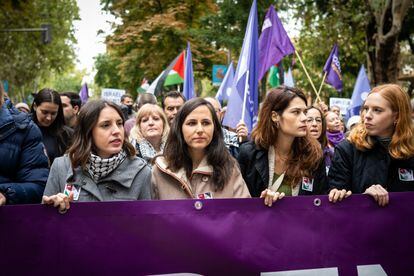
[{"left": 151, "top": 98, "right": 250, "bottom": 199}]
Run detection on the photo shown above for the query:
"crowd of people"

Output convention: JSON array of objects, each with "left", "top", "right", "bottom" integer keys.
[{"left": 1, "top": 83, "right": 414, "bottom": 212}]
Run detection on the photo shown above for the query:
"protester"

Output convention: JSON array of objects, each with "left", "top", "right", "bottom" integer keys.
[
  {"left": 31, "top": 88, "right": 73, "bottom": 164},
  {"left": 330, "top": 105, "right": 341, "bottom": 117},
  {"left": 306, "top": 106, "right": 332, "bottom": 172},
  {"left": 60, "top": 92, "right": 81, "bottom": 128},
  {"left": 162, "top": 91, "right": 186, "bottom": 125},
  {"left": 129, "top": 104, "right": 169, "bottom": 163},
  {"left": 120, "top": 93, "right": 135, "bottom": 120},
  {"left": 15, "top": 102, "right": 30, "bottom": 113},
  {"left": 329, "top": 84, "right": 414, "bottom": 206},
  {"left": 125, "top": 93, "right": 158, "bottom": 137},
  {"left": 151, "top": 98, "right": 250, "bottom": 199},
  {"left": 0, "top": 85, "right": 49, "bottom": 205},
  {"left": 346, "top": 115, "right": 360, "bottom": 133},
  {"left": 204, "top": 97, "right": 248, "bottom": 158},
  {"left": 325, "top": 111, "right": 345, "bottom": 169},
  {"left": 238, "top": 86, "right": 327, "bottom": 207},
  {"left": 42, "top": 100, "right": 151, "bottom": 213}
]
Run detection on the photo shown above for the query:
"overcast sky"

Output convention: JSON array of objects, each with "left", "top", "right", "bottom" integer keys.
[{"left": 73, "top": 0, "right": 114, "bottom": 74}]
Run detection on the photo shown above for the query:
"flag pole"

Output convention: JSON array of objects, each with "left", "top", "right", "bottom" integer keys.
[
  {"left": 315, "top": 72, "right": 327, "bottom": 104},
  {"left": 240, "top": 71, "right": 250, "bottom": 143},
  {"left": 294, "top": 50, "right": 320, "bottom": 101}
]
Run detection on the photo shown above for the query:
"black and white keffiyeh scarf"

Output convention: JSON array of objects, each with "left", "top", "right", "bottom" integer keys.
[
  {"left": 87, "top": 150, "right": 127, "bottom": 181},
  {"left": 132, "top": 139, "right": 164, "bottom": 162}
]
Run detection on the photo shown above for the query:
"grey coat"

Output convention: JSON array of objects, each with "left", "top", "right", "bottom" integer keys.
[{"left": 44, "top": 155, "right": 151, "bottom": 201}]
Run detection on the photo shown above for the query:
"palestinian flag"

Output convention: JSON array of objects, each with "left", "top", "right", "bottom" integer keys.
[{"left": 147, "top": 51, "right": 185, "bottom": 96}]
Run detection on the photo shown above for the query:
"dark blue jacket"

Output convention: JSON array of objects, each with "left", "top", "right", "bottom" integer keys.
[{"left": 0, "top": 100, "right": 49, "bottom": 204}]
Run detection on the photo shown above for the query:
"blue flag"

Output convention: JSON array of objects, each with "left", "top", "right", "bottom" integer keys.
[
  {"left": 183, "top": 42, "right": 195, "bottom": 100},
  {"left": 323, "top": 44, "right": 342, "bottom": 92},
  {"left": 258, "top": 5, "right": 295, "bottom": 81},
  {"left": 215, "top": 62, "right": 234, "bottom": 104},
  {"left": 223, "top": 0, "right": 258, "bottom": 132},
  {"left": 284, "top": 67, "right": 295, "bottom": 87},
  {"left": 347, "top": 65, "right": 371, "bottom": 119}
]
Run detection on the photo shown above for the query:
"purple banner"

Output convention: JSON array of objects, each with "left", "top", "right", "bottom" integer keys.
[{"left": 1, "top": 193, "right": 414, "bottom": 275}]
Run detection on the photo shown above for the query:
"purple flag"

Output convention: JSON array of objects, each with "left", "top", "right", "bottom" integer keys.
[
  {"left": 215, "top": 62, "right": 234, "bottom": 104},
  {"left": 258, "top": 5, "right": 295, "bottom": 81},
  {"left": 183, "top": 42, "right": 195, "bottom": 100},
  {"left": 223, "top": 0, "right": 258, "bottom": 132},
  {"left": 79, "top": 83, "right": 88, "bottom": 103},
  {"left": 2, "top": 194, "right": 414, "bottom": 275},
  {"left": 323, "top": 44, "right": 343, "bottom": 92}
]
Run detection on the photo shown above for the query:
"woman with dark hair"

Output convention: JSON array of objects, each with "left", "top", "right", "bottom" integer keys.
[
  {"left": 329, "top": 84, "right": 414, "bottom": 206},
  {"left": 42, "top": 100, "right": 151, "bottom": 213},
  {"left": 31, "top": 88, "right": 73, "bottom": 164},
  {"left": 151, "top": 98, "right": 250, "bottom": 199},
  {"left": 238, "top": 86, "right": 327, "bottom": 207},
  {"left": 306, "top": 106, "right": 332, "bottom": 171}
]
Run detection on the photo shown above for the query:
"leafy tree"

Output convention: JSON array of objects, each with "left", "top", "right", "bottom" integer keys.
[
  {"left": 0, "top": 0, "right": 79, "bottom": 101},
  {"left": 41, "top": 67, "right": 85, "bottom": 93},
  {"left": 100, "top": 0, "right": 222, "bottom": 95}
]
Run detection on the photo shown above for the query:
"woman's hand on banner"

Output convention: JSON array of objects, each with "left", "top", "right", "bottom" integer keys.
[
  {"left": 42, "top": 192, "right": 74, "bottom": 214},
  {"left": 364, "top": 184, "right": 389, "bottom": 207},
  {"left": 260, "top": 189, "right": 285, "bottom": 207},
  {"left": 328, "top": 188, "right": 352, "bottom": 203}
]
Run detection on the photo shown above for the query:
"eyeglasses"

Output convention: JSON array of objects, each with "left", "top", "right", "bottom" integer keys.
[{"left": 306, "top": 117, "right": 322, "bottom": 124}]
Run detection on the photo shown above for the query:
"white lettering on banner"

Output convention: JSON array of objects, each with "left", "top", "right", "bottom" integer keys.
[
  {"left": 329, "top": 98, "right": 351, "bottom": 115},
  {"left": 260, "top": 265, "right": 387, "bottom": 276},
  {"left": 101, "top": 88, "right": 126, "bottom": 105}
]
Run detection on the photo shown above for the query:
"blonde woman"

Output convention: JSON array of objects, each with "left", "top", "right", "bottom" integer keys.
[{"left": 129, "top": 104, "right": 170, "bottom": 163}]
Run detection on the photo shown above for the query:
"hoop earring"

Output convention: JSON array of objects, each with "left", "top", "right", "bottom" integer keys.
[{"left": 276, "top": 121, "right": 280, "bottom": 129}]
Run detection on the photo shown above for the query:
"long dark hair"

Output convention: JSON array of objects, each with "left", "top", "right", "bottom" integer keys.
[
  {"left": 67, "top": 100, "right": 136, "bottom": 170},
  {"left": 252, "top": 86, "right": 323, "bottom": 185},
  {"left": 163, "top": 97, "right": 234, "bottom": 191},
  {"left": 31, "top": 88, "right": 72, "bottom": 154}
]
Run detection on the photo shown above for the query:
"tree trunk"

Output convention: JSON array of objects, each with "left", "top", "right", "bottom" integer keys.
[{"left": 365, "top": 0, "right": 411, "bottom": 85}]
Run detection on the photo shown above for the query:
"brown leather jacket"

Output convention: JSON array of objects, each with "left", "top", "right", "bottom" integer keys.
[{"left": 151, "top": 156, "right": 251, "bottom": 200}]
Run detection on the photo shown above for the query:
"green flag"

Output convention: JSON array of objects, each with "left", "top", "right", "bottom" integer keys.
[{"left": 268, "top": 65, "right": 280, "bottom": 88}]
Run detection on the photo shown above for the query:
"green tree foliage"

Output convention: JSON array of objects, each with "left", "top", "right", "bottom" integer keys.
[
  {"left": 99, "top": 0, "right": 223, "bottom": 95},
  {"left": 94, "top": 53, "right": 122, "bottom": 89},
  {"left": 0, "top": 0, "right": 79, "bottom": 101},
  {"left": 42, "top": 67, "right": 85, "bottom": 93}
]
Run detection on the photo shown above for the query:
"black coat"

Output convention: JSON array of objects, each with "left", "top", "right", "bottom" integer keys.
[
  {"left": 237, "top": 141, "right": 328, "bottom": 197},
  {"left": 328, "top": 139, "right": 414, "bottom": 193}
]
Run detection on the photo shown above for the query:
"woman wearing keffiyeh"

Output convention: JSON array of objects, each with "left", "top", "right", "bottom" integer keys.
[
  {"left": 42, "top": 100, "right": 151, "bottom": 213},
  {"left": 129, "top": 104, "right": 169, "bottom": 164}
]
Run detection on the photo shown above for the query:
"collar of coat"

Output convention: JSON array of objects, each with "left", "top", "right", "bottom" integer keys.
[
  {"left": 65, "top": 155, "right": 146, "bottom": 189},
  {"left": 154, "top": 155, "right": 213, "bottom": 197}
]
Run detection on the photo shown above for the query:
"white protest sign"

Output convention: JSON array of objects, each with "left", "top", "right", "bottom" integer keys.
[
  {"left": 101, "top": 88, "right": 126, "bottom": 105},
  {"left": 329, "top": 97, "right": 351, "bottom": 115}
]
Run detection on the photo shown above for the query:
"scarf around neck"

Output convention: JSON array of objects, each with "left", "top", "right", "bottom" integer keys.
[
  {"left": 87, "top": 150, "right": 127, "bottom": 182},
  {"left": 326, "top": 130, "right": 345, "bottom": 147},
  {"left": 136, "top": 139, "right": 164, "bottom": 162}
]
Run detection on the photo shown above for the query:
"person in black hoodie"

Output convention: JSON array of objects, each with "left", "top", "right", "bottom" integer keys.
[
  {"left": 329, "top": 84, "right": 414, "bottom": 206},
  {"left": 31, "top": 88, "right": 73, "bottom": 165},
  {"left": 238, "top": 86, "right": 327, "bottom": 207}
]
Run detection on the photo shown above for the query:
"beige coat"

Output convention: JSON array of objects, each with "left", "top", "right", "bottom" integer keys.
[{"left": 151, "top": 156, "right": 251, "bottom": 199}]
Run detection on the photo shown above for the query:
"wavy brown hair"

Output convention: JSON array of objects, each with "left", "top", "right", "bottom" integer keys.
[
  {"left": 252, "top": 86, "right": 323, "bottom": 185},
  {"left": 348, "top": 84, "right": 414, "bottom": 159},
  {"left": 163, "top": 97, "right": 234, "bottom": 191},
  {"left": 67, "top": 100, "right": 135, "bottom": 170}
]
